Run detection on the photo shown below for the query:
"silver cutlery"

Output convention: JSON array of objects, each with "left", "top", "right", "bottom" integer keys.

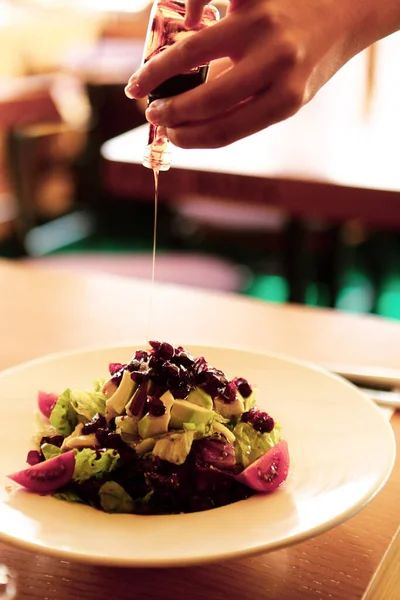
[{"left": 323, "top": 364, "right": 400, "bottom": 409}]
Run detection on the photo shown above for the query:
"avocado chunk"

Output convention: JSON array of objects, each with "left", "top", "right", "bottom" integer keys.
[
  {"left": 152, "top": 430, "right": 196, "bottom": 465},
  {"left": 186, "top": 387, "right": 213, "bottom": 410},
  {"left": 169, "top": 399, "right": 214, "bottom": 429},
  {"left": 105, "top": 370, "right": 136, "bottom": 422},
  {"left": 214, "top": 395, "right": 245, "bottom": 419},
  {"left": 138, "top": 391, "right": 175, "bottom": 439},
  {"left": 115, "top": 415, "right": 138, "bottom": 443},
  {"left": 135, "top": 437, "right": 156, "bottom": 455},
  {"left": 101, "top": 379, "right": 118, "bottom": 398}
]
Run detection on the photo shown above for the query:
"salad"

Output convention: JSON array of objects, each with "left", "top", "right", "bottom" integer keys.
[{"left": 8, "top": 342, "right": 289, "bottom": 514}]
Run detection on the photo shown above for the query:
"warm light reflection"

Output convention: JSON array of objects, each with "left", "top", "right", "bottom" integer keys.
[
  {"left": 295, "top": 476, "right": 379, "bottom": 529},
  {"left": 80, "top": 0, "right": 151, "bottom": 12},
  {"left": 0, "top": 502, "right": 41, "bottom": 540},
  {"left": 10, "top": 0, "right": 151, "bottom": 12}
]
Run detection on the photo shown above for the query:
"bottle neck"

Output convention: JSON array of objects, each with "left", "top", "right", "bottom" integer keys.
[{"left": 142, "top": 124, "right": 172, "bottom": 172}]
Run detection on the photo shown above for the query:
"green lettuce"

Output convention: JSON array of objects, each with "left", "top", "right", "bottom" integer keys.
[
  {"left": 53, "top": 490, "right": 84, "bottom": 504},
  {"left": 99, "top": 482, "right": 135, "bottom": 513},
  {"left": 233, "top": 421, "right": 281, "bottom": 468},
  {"left": 93, "top": 378, "right": 106, "bottom": 392},
  {"left": 49, "top": 388, "right": 106, "bottom": 437},
  {"left": 69, "top": 390, "right": 106, "bottom": 422},
  {"left": 41, "top": 443, "right": 62, "bottom": 460},
  {"left": 49, "top": 389, "right": 78, "bottom": 436},
  {"left": 99, "top": 483, "right": 153, "bottom": 514},
  {"left": 73, "top": 449, "right": 120, "bottom": 484}
]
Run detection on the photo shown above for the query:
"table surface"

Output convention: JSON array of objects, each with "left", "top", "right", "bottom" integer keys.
[
  {"left": 102, "top": 33, "right": 400, "bottom": 227},
  {"left": 0, "top": 258, "right": 399, "bottom": 600}
]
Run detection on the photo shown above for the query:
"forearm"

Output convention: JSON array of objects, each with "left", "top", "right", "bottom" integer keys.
[
  {"left": 345, "top": 0, "right": 400, "bottom": 55},
  {"left": 305, "top": 0, "right": 400, "bottom": 100}
]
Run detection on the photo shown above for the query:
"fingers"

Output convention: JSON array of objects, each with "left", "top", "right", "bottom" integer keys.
[
  {"left": 184, "top": 0, "right": 208, "bottom": 28},
  {"left": 207, "top": 57, "right": 234, "bottom": 80},
  {"left": 166, "top": 79, "right": 305, "bottom": 149},
  {"left": 125, "top": 17, "right": 241, "bottom": 100},
  {"left": 145, "top": 47, "right": 297, "bottom": 127}
]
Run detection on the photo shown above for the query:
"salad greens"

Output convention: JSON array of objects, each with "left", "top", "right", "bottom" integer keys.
[
  {"left": 73, "top": 449, "right": 120, "bottom": 484},
  {"left": 8, "top": 342, "right": 289, "bottom": 514}
]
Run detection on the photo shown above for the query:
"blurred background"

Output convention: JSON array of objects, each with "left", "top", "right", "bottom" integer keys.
[{"left": 1, "top": 0, "right": 400, "bottom": 318}]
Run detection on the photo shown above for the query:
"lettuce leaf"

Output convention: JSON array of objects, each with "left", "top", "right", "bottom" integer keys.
[
  {"left": 49, "top": 388, "right": 106, "bottom": 437},
  {"left": 41, "top": 443, "right": 62, "bottom": 460},
  {"left": 32, "top": 410, "right": 59, "bottom": 448},
  {"left": 53, "top": 490, "right": 84, "bottom": 504},
  {"left": 233, "top": 422, "right": 281, "bottom": 468},
  {"left": 49, "top": 389, "right": 78, "bottom": 436},
  {"left": 69, "top": 390, "right": 106, "bottom": 422},
  {"left": 99, "top": 483, "right": 153, "bottom": 514},
  {"left": 93, "top": 378, "right": 106, "bottom": 393},
  {"left": 99, "top": 482, "right": 135, "bottom": 513},
  {"left": 73, "top": 449, "right": 120, "bottom": 484}
]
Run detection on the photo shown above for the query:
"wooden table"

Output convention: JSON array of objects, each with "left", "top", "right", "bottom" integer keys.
[{"left": 0, "top": 258, "right": 399, "bottom": 599}]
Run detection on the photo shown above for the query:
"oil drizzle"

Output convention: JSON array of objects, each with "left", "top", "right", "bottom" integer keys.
[{"left": 147, "top": 168, "right": 159, "bottom": 340}]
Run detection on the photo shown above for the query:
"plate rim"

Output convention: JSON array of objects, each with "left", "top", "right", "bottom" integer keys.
[{"left": 0, "top": 342, "right": 396, "bottom": 567}]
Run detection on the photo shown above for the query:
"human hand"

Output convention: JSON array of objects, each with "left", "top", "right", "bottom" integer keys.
[{"left": 126, "top": 0, "right": 400, "bottom": 149}]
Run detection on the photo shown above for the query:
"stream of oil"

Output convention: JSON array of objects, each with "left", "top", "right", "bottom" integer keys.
[{"left": 147, "top": 168, "right": 159, "bottom": 341}]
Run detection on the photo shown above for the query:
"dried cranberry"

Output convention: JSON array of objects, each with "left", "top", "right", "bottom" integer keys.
[
  {"left": 82, "top": 413, "right": 107, "bottom": 435},
  {"left": 111, "top": 369, "right": 124, "bottom": 386},
  {"left": 233, "top": 377, "right": 252, "bottom": 399},
  {"left": 149, "top": 340, "right": 161, "bottom": 352},
  {"left": 95, "top": 428, "right": 109, "bottom": 446},
  {"left": 163, "top": 360, "right": 180, "bottom": 378},
  {"left": 174, "top": 349, "right": 195, "bottom": 369},
  {"left": 104, "top": 433, "right": 124, "bottom": 449},
  {"left": 241, "top": 408, "right": 274, "bottom": 433},
  {"left": 129, "top": 382, "right": 149, "bottom": 417},
  {"left": 194, "top": 356, "right": 208, "bottom": 375},
  {"left": 170, "top": 383, "right": 191, "bottom": 399},
  {"left": 95, "top": 428, "right": 124, "bottom": 449},
  {"left": 198, "top": 368, "right": 227, "bottom": 398},
  {"left": 134, "top": 350, "right": 148, "bottom": 362},
  {"left": 253, "top": 413, "right": 274, "bottom": 434},
  {"left": 26, "top": 450, "right": 42, "bottom": 466},
  {"left": 127, "top": 359, "right": 141, "bottom": 372},
  {"left": 147, "top": 396, "right": 166, "bottom": 417},
  {"left": 220, "top": 381, "right": 237, "bottom": 404},
  {"left": 159, "top": 342, "right": 174, "bottom": 361},
  {"left": 40, "top": 435, "right": 65, "bottom": 448},
  {"left": 241, "top": 410, "right": 252, "bottom": 423},
  {"left": 178, "top": 364, "right": 194, "bottom": 386},
  {"left": 109, "top": 363, "right": 125, "bottom": 376}
]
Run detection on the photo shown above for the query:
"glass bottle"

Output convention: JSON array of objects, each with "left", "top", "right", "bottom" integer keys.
[{"left": 142, "top": 0, "right": 220, "bottom": 171}]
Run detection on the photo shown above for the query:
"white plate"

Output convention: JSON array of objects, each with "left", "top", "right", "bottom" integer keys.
[{"left": 0, "top": 345, "right": 395, "bottom": 567}]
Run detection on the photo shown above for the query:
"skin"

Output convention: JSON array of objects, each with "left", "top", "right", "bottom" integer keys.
[{"left": 125, "top": 0, "right": 400, "bottom": 149}]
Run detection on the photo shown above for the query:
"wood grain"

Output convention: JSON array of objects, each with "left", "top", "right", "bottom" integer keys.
[
  {"left": 0, "top": 259, "right": 399, "bottom": 600},
  {"left": 363, "top": 527, "right": 400, "bottom": 600}
]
